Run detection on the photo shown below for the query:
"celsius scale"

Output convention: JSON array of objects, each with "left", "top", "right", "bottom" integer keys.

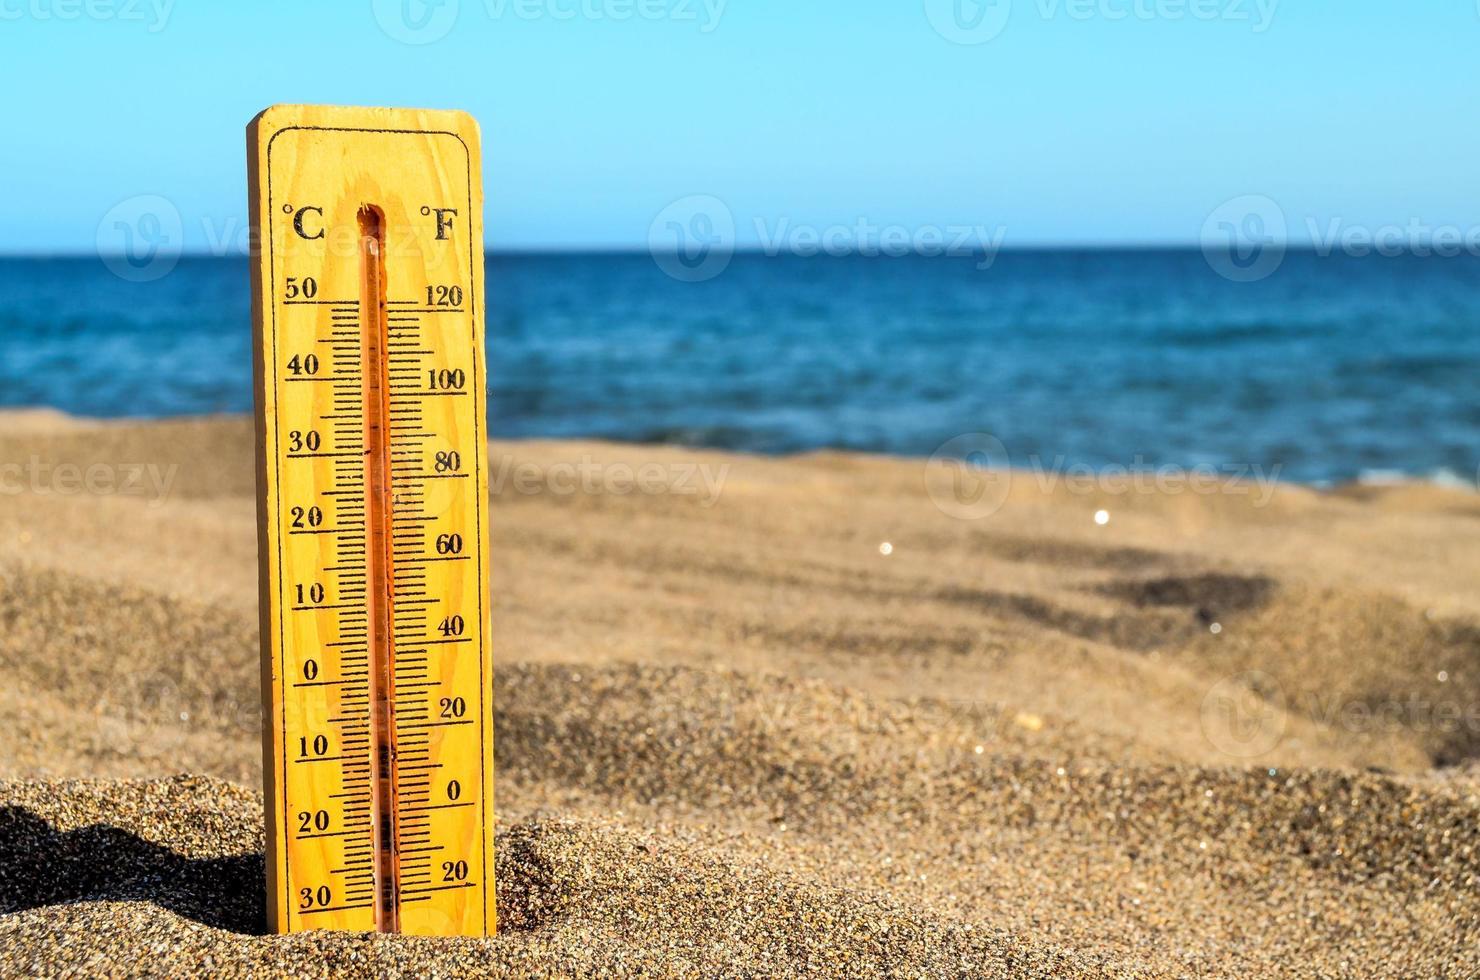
[{"left": 248, "top": 104, "right": 495, "bottom": 936}]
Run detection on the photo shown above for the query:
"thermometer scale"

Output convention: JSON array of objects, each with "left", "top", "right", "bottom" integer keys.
[{"left": 248, "top": 104, "right": 494, "bottom": 936}]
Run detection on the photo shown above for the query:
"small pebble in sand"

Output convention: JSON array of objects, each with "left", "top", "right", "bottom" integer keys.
[{"left": 1013, "top": 712, "right": 1045, "bottom": 732}]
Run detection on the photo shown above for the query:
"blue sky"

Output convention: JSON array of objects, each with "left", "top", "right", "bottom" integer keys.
[{"left": 2, "top": 0, "right": 1477, "bottom": 252}]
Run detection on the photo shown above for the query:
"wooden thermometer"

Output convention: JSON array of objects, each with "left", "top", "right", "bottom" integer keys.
[{"left": 248, "top": 105, "right": 494, "bottom": 936}]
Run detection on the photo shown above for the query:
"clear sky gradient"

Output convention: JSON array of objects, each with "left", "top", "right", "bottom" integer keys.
[{"left": 3, "top": 0, "right": 1477, "bottom": 252}]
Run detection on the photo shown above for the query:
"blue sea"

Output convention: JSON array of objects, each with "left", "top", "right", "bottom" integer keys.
[{"left": 2, "top": 251, "right": 1478, "bottom": 487}]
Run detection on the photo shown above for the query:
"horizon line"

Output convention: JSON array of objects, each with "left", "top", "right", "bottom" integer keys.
[{"left": 3, "top": 243, "right": 1466, "bottom": 261}]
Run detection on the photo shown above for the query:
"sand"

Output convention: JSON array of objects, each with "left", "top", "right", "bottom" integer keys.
[{"left": 2, "top": 412, "right": 1479, "bottom": 977}]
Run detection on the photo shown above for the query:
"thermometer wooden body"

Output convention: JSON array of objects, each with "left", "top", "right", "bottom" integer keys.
[{"left": 248, "top": 105, "right": 494, "bottom": 936}]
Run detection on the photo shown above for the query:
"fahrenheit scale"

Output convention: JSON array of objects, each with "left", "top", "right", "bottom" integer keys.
[{"left": 248, "top": 105, "right": 494, "bottom": 936}]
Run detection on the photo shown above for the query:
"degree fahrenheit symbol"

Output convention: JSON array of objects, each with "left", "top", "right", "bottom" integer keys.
[{"left": 248, "top": 104, "right": 494, "bottom": 938}]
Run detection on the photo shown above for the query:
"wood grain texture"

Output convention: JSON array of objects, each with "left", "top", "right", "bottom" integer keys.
[{"left": 248, "top": 104, "right": 493, "bottom": 937}]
